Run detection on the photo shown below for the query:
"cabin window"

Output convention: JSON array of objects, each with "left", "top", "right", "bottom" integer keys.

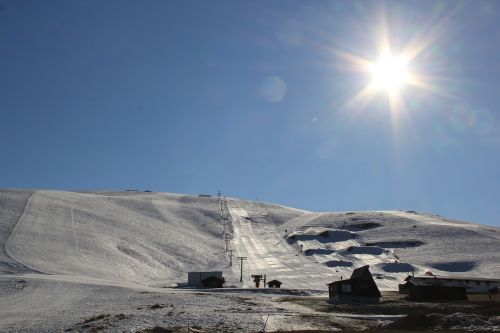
[
  {"left": 476, "top": 281, "right": 480, "bottom": 286},
  {"left": 341, "top": 284, "right": 352, "bottom": 293},
  {"left": 486, "top": 281, "right": 490, "bottom": 286}
]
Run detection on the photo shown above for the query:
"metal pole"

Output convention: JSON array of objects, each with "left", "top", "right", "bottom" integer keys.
[
  {"left": 237, "top": 256, "right": 247, "bottom": 282},
  {"left": 227, "top": 249, "right": 235, "bottom": 266}
]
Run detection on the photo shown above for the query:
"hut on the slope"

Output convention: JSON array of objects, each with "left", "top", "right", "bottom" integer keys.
[
  {"left": 327, "top": 265, "right": 381, "bottom": 304},
  {"left": 400, "top": 276, "right": 470, "bottom": 301},
  {"left": 267, "top": 280, "right": 283, "bottom": 288}
]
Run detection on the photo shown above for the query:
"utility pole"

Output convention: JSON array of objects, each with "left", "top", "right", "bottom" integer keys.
[
  {"left": 224, "top": 234, "right": 231, "bottom": 251},
  {"left": 237, "top": 256, "right": 247, "bottom": 282},
  {"left": 227, "top": 249, "right": 235, "bottom": 266}
]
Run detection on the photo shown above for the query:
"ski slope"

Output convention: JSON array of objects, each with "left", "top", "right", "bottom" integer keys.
[
  {"left": 4, "top": 190, "right": 233, "bottom": 286},
  {"left": 228, "top": 203, "right": 500, "bottom": 290},
  {"left": 1, "top": 189, "right": 500, "bottom": 290},
  {"left": 1, "top": 189, "right": 500, "bottom": 332}
]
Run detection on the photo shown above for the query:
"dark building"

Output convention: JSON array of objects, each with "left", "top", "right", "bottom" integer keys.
[
  {"left": 201, "top": 276, "right": 225, "bottom": 288},
  {"left": 400, "top": 276, "right": 470, "bottom": 301},
  {"left": 328, "top": 265, "right": 381, "bottom": 304},
  {"left": 267, "top": 280, "right": 283, "bottom": 288},
  {"left": 404, "top": 274, "right": 500, "bottom": 294},
  {"left": 187, "top": 271, "right": 223, "bottom": 287}
]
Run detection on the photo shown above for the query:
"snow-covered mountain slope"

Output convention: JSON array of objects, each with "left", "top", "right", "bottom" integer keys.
[
  {"left": 1, "top": 189, "right": 499, "bottom": 291},
  {"left": 4, "top": 190, "right": 235, "bottom": 286},
  {"left": 229, "top": 200, "right": 500, "bottom": 290}
]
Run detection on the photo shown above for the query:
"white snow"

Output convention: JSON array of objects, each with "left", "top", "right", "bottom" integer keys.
[{"left": 1, "top": 189, "right": 500, "bottom": 331}]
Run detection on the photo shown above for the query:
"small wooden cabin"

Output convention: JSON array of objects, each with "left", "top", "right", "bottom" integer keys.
[
  {"left": 400, "top": 276, "right": 469, "bottom": 301},
  {"left": 328, "top": 265, "right": 381, "bottom": 304},
  {"left": 267, "top": 280, "right": 283, "bottom": 288}
]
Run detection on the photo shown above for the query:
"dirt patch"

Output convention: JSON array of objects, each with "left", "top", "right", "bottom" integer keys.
[
  {"left": 287, "top": 230, "right": 356, "bottom": 244},
  {"left": 365, "top": 240, "right": 424, "bottom": 248},
  {"left": 324, "top": 260, "right": 353, "bottom": 268},
  {"left": 82, "top": 314, "right": 110, "bottom": 324},
  {"left": 278, "top": 292, "right": 500, "bottom": 331},
  {"left": 344, "top": 246, "right": 384, "bottom": 255},
  {"left": 345, "top": 222, "right": 382, "bottom": 231},
  {"left": 136, "top": 327, "right": 178, "bottom": 333},
  {"left": 304, "top": 249, "right": 335, "bottom": 256},
  {"left": 150, "top": 303, "right": 173, "bottom": 310},
  {"left": 378, "top": 262, "right": 414, "bottom": 273},
  {"left": 429, "top": 261, "right": 477, "bottom": 272}
]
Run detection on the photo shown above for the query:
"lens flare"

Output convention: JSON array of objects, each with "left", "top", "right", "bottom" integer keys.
[{"left": 369, "top": 51, "right": 411, "bottom": 93}]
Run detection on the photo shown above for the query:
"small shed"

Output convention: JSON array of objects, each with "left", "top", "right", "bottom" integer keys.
[
  {"left": 267, "top": 280, "right": 283, "bottom": 288},
  {"left": 402, "top": 276, "right": 470, "bottom": 301},
  {"left": 201, "top": 276, "right": 225, "bottom": 288},
  {"left": 327, "top": 265, "right": 381, "bottom": 304},
  {"left": 187, "top": 271, "right": 223, "bottom": 287}
]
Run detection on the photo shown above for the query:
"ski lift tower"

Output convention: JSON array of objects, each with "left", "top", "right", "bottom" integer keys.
[{"left": 251, "top": 274, "right": 266, "bottom": 288}]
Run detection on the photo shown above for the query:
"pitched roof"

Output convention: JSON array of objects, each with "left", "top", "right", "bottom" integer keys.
[
  {"left": 327, "top": 265, "right": 376, "bottom": 286},
  {"left": 350, "top": 265, "right": 371, "bottom": 279},
  {"left": 327, "top": 279, "right": 350, "bottom": 286},
  {"left": 423, "top": 275, "right": 500, "bottom": 282},
  {"left": 407, "top": 277, "right": 471, "bottom": 288}
]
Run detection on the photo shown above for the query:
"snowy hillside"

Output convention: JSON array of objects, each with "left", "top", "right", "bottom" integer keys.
[
  {"left": 1, "top": 189, "right": 499, "bottom": 291},
  {"left": 228, "top": 199, "right": 500, "bottom": 290},
  {"left": 1, "top": 189, "right": 500, "bottom": 332}
]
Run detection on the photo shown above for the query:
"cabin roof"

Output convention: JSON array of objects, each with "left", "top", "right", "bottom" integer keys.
[
  {"left": 350, "top": 265, "right": 371, "bottom": 279},
  {"left": 406, "top": 275, "right": 500, "bottom": 283},
  {"left": 327, "top": 279, "right": 350, "bottom": 286},
  {"left": 407, "top": 277, "right": 471, "bottom": 288},
  {"left": 328, "top": 265, "right": 374, "bottom": 285}
]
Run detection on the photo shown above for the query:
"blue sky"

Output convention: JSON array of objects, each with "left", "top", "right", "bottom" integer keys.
[{"left": 1, "top": 0, "right": 499, "bottom": 226}]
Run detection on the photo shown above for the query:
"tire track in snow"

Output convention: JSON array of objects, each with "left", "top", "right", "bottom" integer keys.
[
  {"left": 4, "top": 191, "right": 45, "bottom": 274},
  {"left": 69, "top": 204, "right": 95, "bottom": 270}
]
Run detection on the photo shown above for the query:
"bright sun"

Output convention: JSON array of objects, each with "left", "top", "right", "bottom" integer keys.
[{"left": 369, "top": 50, "right": 411, "bottom": 93}]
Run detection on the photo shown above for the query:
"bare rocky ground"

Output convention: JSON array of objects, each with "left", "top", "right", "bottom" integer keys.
[
  {"left": 0, "top": 276, "right": 274, "bottom": 333},
  {"left": 273, "top": 292, "right": 500, "bottom": 332},
  {"left": 2, "top": 277, "right": 499, "bottom": 333}
]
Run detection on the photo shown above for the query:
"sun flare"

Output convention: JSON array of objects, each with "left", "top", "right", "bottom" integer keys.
[
  {"left": 326, "top": 6, "right": 454, "bottom": 119},
  {"left": 369, "top": 51, "right": 411, "bottom": 93}
]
